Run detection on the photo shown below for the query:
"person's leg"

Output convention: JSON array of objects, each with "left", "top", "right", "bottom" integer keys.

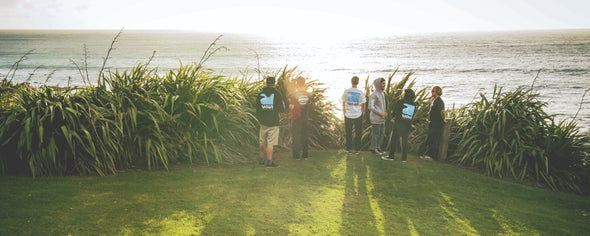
[
  {"left": 266, "top": 126, "right": 280, "bottom": 167},
  {"left": 292, "top": 120, "right": 301, "bottom": 159},
  {"left": 259, "top": 126, "right": 267, "bottom": 164},
  {"left": 377, "top": 124, "right": 385, "bottom": 152},
  {"left": 426, "top": 126, "right": 442, "bottom": 159},
  {"left": 267, "top": 145, "right": 274, "bottom": 161},
  {"left": 401, "top": 132, "right": 409, "bottom": 161},
  {"left": 370, "top": 124, "right": 378, "bottom": 151},
  {"left": 345, "top": 118, "right": 353, "bottom": 151},
  {"left": 387, "top": 128, "right": 399, "bottom": 158},
  {"left": 353, "top": 117, "right": 363, "bottom": 152},
  {"left": 301, "top": 120, "right": 308, "bottom": 158},
  {"left": 426, "top": 126, "right": 435, "bottom": 158},
  {"left": 431, "top": 127, "right": 443, "bottom": 160}
]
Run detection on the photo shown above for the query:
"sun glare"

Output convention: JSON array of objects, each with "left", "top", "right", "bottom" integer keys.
[{"left": 182, "top": 6, "right": 390, "bottom": 43}]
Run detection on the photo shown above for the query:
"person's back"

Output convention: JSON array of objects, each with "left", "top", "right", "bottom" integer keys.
[
  {"left": 256, "top": 77, "right": 284, "bottom": 167},
  {"left": 289, "top": 76, "right": 311, "bottom": 159},
  {"left": 342, "top": 76, "right": 366, "bottom": 154},
  {"left": 256, "top": 86, "right": 284, "bottom": 127},
  {"left": 343, "top": 87, "right": 365, "bottom": 119},
  {"left": 383, "top": 89, "right": 416, "bottom": 162}
]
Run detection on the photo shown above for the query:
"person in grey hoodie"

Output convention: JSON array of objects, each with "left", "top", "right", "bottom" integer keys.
[{"left": 369, "top": 77, "right": 387, "bottom": 155}]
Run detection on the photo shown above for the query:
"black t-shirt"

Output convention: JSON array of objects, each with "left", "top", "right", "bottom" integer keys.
[
  {"left": 429, "top": 97, "right": 445, "bottom": 128},
  {"left": 256, "top": 87, "right": 285, "bottom": 126}
]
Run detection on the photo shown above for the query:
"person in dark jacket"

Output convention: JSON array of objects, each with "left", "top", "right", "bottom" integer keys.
[
  {"left": 256, "top": 77, "right": 285, "bottom": 167},
  {"left": 289, "top": 76, "right": 311, "bottom": 160},
  {"left": 422, "top": 85, "right": 446, "bottom": 160},
  {"left": 382, "top": 89, "right": 416, "bottom": 162}
]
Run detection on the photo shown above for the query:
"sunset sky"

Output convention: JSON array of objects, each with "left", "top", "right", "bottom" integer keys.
[{"left": 2, "top": 0, "right": 589, "bottom": 38}]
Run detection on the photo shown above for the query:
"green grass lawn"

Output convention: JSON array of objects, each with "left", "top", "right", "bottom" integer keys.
[{"left": 1, "top": 150, "right": 589, "bottom": 235}]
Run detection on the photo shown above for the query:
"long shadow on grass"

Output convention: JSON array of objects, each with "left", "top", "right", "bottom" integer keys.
[{"left": 340, "top": 154, "right": 382, "bottom": 235}]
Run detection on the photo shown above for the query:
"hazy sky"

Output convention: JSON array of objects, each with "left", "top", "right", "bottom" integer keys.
[{"left": 2, "top": 0, "right": 589, "bottom": 37}]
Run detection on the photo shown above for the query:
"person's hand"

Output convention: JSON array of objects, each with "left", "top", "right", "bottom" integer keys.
[{"left": 381, "top": 112, "right": 387, "bottom": 117}]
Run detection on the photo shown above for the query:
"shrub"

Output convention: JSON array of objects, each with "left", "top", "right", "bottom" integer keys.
[{"left": 449, "top": 86, "right": 590, "bottom": 195}]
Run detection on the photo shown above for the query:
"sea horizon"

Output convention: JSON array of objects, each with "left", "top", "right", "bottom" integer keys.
[{"left": 1, "top": 28, "right": 589, "bottom": 131}]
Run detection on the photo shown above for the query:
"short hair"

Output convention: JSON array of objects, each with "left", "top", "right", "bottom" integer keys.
[
  {"left": 266, "top": 76, "right": 276, "bottom": 85},
  {"left": 432, "top": 86, "right": 443, "bottom": 96},
  {"left": 351, "top": 76, "right": 359, "bottom": 85},
  {"left": 295, "top": 76, "right": 305, "bottom": 87}
]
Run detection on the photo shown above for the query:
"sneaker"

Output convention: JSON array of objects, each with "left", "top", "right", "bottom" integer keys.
[
  {"left": 371, "top": 149, "right": 381, "bottom": 155},
  {"left": 344, "top": 150, "right": 352, "bottom": 154},
  {"left": 420, "top": 155, "right": 432, "bottom": 160},
  {"left": 354, "top": 150, "right": 360, "bottom": 155},
  {"left": 377, "top": 149, "right": 386, "bottom": 155},
  {"left": 401, "top": 160, "right": 407, "bottom": 163},
  {"left": 381, "top": 156, "right": 395, "bottom": 161},
  {"left": 266, "top": 161, "right": 279, "bottom": 168},
  {"left": 258, "top": 158, "right": 266, "bottom": 165}
]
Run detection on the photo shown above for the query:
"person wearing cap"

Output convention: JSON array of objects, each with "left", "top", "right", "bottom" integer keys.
[
  {"left": 369, "top": 77, "right": 387, "bottom": 155},
  {"left": 288, "top": 76, "right": 311, "bottom": 160},
  {"left": 341, "top": 76, "right": 366, "bottom": 154},
  {"left": 256, "top": 76, "right": 285, "bottom": 167}
]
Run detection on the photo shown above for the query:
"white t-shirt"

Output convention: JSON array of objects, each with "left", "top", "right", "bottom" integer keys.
[{"left": 342, "top": 87, "right": 366, "bottom": 119}]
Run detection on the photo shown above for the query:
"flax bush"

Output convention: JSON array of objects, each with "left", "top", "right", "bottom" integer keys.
[{"left": 449, "top": 86, "right": 590, "bottom": 195}]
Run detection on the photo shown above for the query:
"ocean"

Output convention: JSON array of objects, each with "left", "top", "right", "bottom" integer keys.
[{"left": 1, "top": 29, "right": 589, "bottom": 131}]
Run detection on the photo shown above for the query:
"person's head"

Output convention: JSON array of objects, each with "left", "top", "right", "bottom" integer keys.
[
  {"left": 374, "top": 77, "right": 385, "bottom": 91},
  {"left": 295, "top": 76, "right": 305, "bottom": 88},
  {"left": 403, "top": 88, "right": 416, "bottom": 102},
  {"left": 266, "top": 76, "right": 276, "bottom": 87},
  {"left": 351, "top": 76, "right": 359, "bottom": 86},
  {"left": 431, "top": 86, "right": 443, "bottom": 97}
]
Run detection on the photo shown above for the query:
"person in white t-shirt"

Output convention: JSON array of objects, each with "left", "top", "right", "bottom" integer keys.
[{"left": 341, "top": 76, "right": 366, "bottom": 154}]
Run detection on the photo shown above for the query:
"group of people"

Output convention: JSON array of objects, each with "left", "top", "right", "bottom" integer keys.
[
  {"left": 255, "top": 76, "right": 310, "bottom": 167},
  {"left": 343, "top": 76, "right": 447, "bottom": 162},
  {"left": 255, "top": 75, "right": 446, "bottom": 168}
]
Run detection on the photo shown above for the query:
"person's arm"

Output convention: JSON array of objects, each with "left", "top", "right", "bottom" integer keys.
[
  {"left": 361, "top": 103, "right": 365, "bottom": 115},
  {"left": 441, "top": 109, "right": 446, "bottom": 123},
  {"left": 342, "top": 101, "right": 346, "bottom": 117},
  {"left": 368, "top": 94, "right": 380, "bottom": 114}
]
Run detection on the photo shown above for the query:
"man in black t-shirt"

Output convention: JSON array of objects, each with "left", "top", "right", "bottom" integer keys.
[
  {"left": 256, "top": 77, "right": 285, "bottom": 167},
  {"left": 423, "top": 86, "right": 446, "bottom": 160}
]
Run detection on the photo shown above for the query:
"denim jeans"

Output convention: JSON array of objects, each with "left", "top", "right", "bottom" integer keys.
[{"left": 370, "top": 123, "right": 384, "bottom": 151}]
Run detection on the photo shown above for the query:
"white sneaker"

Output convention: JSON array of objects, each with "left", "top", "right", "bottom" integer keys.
[
  {"left": 421, "top": 155, "right": 432, "bottom": 160},
  {"left": 381, "top": 156, "right": 395, "bottom": 161}
]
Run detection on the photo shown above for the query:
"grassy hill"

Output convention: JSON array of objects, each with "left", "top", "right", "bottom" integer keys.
[{"left": 1, "top": 150, "right": 589, "bottom": 235}]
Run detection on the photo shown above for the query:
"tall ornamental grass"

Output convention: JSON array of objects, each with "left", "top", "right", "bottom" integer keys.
[
  {"left": 0, "top": 62, "right": 264, "bottom": 176},
  {"left": 449, "top": 86, "right": 590, "bottom": 195}
]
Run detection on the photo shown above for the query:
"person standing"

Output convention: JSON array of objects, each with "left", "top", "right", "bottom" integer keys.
[
  {"left": 382, "top": 89, "right": 416, "bottom": 162},
  {"left": 369, "top": 77, "right": 387, "bottom": 155},
  {"left": 256, "top": 77, "right": 285, "bottom": 167},
  {"left": 342, "top": 76, "right": 366, "bottom": 154},
  {"left": 289, "top": 76, "right": 311, "bottom": 160},
  {"left": 423, "top": 85, "right": 446, "bottom": 160}
]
